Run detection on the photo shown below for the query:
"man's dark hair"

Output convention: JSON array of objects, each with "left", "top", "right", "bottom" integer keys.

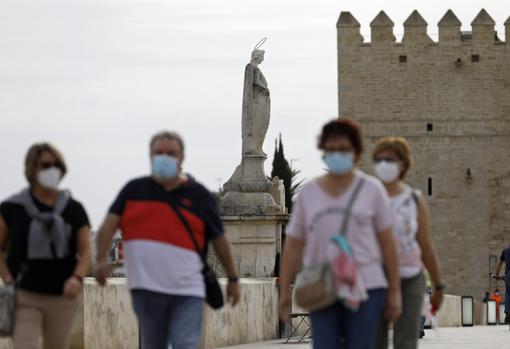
[{"left": 150, "top": 131, "right": 185, "bottom": 153}]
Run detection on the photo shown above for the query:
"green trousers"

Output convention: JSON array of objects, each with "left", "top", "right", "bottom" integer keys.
[{"left": 374, "top": 273, "right": 425, "bottom": 349}]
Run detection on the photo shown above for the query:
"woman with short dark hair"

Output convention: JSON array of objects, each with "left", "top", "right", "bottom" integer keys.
[
  {"left": 0, "top": 143, "right": 91, "bottom": 349},
  {"left": 279, "top": 119, "right": 401, "bottom": 349}
]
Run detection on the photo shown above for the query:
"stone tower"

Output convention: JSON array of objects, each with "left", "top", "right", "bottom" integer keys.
[{"left": 337, "top": 9, "right": 510, "bottom": 298}]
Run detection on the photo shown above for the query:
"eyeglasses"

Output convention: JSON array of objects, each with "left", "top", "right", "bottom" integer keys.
[
  {"left": 374, "top": 157, "right": 400, "bottom": 163},
  {"left": 40, "top": 161, "right": 61, "bottom": 170},
  {"left": 323, "top": 148, "right": 354, "bottom": 153}
]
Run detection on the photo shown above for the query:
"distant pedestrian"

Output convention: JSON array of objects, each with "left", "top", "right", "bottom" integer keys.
[
  {"left": 95, "top": 131, "right": 240, "bottom": 349},
  {"left": 0, "top": 143, "right": 92, "bottom": 349},
  {"left": 495, "top": 246, "right": 510, "bottom": 323},
  {"left": 483, "top": 292, "right": 490, "bottom": 303},
  {"left": 372, "top": 137, "right": 444, "bottom": 349},
  {"left": 279, "top": 119, "right": 401, "bottom": 349},
  {"left": 490, "top": 289, "right": 503, "bottom": 323}
]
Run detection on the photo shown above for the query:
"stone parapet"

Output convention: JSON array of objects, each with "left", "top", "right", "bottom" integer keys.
[
  {"left": 338, "top": 9, "right": 506, "bottom": 47},
  {"left": 0, "top": 278, "right": 279, "bottom": 349},
  {"left": 210, "top": 214, "right": 288, "bottom": 278}
]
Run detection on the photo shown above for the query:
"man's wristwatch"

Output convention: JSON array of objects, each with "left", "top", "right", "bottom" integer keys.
[{"left": 228, "top": 277, "right": 239, "bottom": 283}]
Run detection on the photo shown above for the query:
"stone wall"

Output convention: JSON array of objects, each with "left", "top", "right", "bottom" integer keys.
[
  {"left": 201, "top": 278, "right": 279, "bottom": 348},
  {"left": 0, "top": 278, "right": 278, "bottom": 349},
  {"left": 337, "top": 9, "right": 510, "bottom": 298}
]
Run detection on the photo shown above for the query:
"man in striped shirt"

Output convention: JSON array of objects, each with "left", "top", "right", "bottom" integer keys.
[{"left": 95, "top": 131, "right": 240, "bottom": 349}]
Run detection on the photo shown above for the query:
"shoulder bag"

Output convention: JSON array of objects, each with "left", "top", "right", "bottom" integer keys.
[
  {"left": 0, "top": 282, "right": 15, "bottom": 336},
  {"left": 293, "top": 178, "right": 365, "bottom": 312}
]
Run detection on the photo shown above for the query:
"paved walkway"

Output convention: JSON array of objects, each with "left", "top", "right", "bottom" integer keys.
[{"left": 218, "top": 326, "right": 510, "bottom": 349}]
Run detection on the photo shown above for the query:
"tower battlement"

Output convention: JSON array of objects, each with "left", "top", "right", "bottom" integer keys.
[{"left": 337, "top": 9, "right": 509, "bottom": 46}]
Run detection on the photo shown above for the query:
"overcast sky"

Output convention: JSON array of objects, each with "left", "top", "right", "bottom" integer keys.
[{"left": 1, "top": 0, "right": 508, "bottom": 227}]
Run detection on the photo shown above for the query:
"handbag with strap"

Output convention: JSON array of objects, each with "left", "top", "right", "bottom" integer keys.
[
  {"left": 168, "top": 201, "right": 224, "bottom": 310},
  {"left": 0, "top": 262, "right": 27, "bottom": 337},
  {"left": 0, "top": 283, "right": 15, "bottom": 337},
  {"left": 294, "top": 178, "right": 365, "bottom": 312}
]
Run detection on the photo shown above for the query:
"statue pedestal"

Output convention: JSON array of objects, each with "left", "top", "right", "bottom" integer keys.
[
  {"left": 216, "top": 178, "right": 288, "bottom": 278},
  {"left": 224, "top": 155, "right": 271, "bottom": 193},
  {"left": 221, "top": 192, "right": 281, "bottom": 215},
  {"left": 208, "top": 214, "right": 287, "bottom": 277}
]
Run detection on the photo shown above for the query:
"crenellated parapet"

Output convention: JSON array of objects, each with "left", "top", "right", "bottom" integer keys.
[
  {"left": 471, "top": 9, "right": 496, "bottom": 44},
  {"left": 336, "top": 11, "right": 363, "bottom": 46},
  {"left": 403, "top": 10, "right": 433, "bottom": 44},
  {"left": 337, "top": 9, "right": 508, "bottom": 47},
  {"left": 370, "top": 11, "right": 395, "bottom": 43},
  {"left": 438, "top": 10, "right": 462, "bottom": 45}
]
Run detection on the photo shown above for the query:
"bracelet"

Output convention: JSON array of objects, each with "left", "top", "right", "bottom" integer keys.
[
  {"left": 434, "top": 283, "right": 446, "bottom": 291},
  {"left": 73, "top": 274, "right": 84, "bottom": 284},
  {"left": 228, "top": 277, "right": 239, "bottom": 283}
]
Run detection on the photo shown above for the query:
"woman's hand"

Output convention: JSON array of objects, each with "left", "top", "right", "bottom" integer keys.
[
  {"left": 384, "top": 288, "right": 402, "bottom": 322},
  {"left": 95, "top": 260, "right": 112, "bottom": 286},
  {"left": 63, "top": 275, "right": 82, "bottom": 300},
  {"left": 430, "top": 290, "right": 444, "bottom": 312},
  {"left": 279, "top": 293, "right": 290, "bottom": 323}
]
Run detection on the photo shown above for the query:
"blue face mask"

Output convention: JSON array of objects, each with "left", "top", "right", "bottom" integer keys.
[
  {"left": 323, "top": 152, "right": 354, "bottom": 175},
  {"left": 152, "top": 155, "right": 179, "bottom": 180}
]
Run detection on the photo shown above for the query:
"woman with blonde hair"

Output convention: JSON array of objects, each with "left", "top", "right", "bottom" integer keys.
[
  {"left": 0, "top": 143, "right": 91, "bottom": 349},
  {"left": 372, "top": 136, "right": 444, "bottom": 349}
]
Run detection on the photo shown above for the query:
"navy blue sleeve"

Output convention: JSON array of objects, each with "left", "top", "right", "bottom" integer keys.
[
  {"left": 0, "top": 202, "right": 12, "bottom": 229},
  {"left": 109, "top": 183, "right": 131, "bottom": 217}
]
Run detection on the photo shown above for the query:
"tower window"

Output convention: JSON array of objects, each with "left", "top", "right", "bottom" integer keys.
[
  {"left": 427, "top": 123, "right": 433, "bottom": 131},
  {"left": 428, "top": 178, "right": 433, "bottom": 196},
  {"left": 471, "top": 55, "right": 480, "bottom": 63},
  {"left": 399, "top": 55, "right": 407, "bottom": 63}
]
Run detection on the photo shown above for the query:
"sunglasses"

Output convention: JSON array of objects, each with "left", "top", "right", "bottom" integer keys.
[{"left": 40, "top": 161, "right": 61, "bottom": 170}]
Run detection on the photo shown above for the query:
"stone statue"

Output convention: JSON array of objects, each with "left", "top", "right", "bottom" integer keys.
[
  {"left": 223, "top": 39, "right": 274, "bottom": 195},
  {"left": 242, "top": 46, "right": 270, "bottom": 156}
]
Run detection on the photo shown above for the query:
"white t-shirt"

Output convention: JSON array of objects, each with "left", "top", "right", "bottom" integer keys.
[{"left": 390, "top": 185, "right": 423, "bottom": 278}]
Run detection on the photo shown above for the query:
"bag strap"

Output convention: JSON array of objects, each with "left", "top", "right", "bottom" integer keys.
[
  {"left": 411, "top": 190, "right": 420, "bottom": 211},
  {"left": 167, "top": 201, "right": 208, "bottom": 266},
  {"left": 338, "top": 178, "right": 365, "bottom": 237}
]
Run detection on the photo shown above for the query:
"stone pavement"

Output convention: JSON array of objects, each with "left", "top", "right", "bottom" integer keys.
[{"left": 218, "top": 326, "right": 510, "bottom": 349}]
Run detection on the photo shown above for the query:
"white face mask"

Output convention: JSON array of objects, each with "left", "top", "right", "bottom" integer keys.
[
  {"left": 37, "top": 167, "right": 62, "bottom": 189},
  {"left": 374, "top": 161, "right": 400, "bottom": 183}
]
